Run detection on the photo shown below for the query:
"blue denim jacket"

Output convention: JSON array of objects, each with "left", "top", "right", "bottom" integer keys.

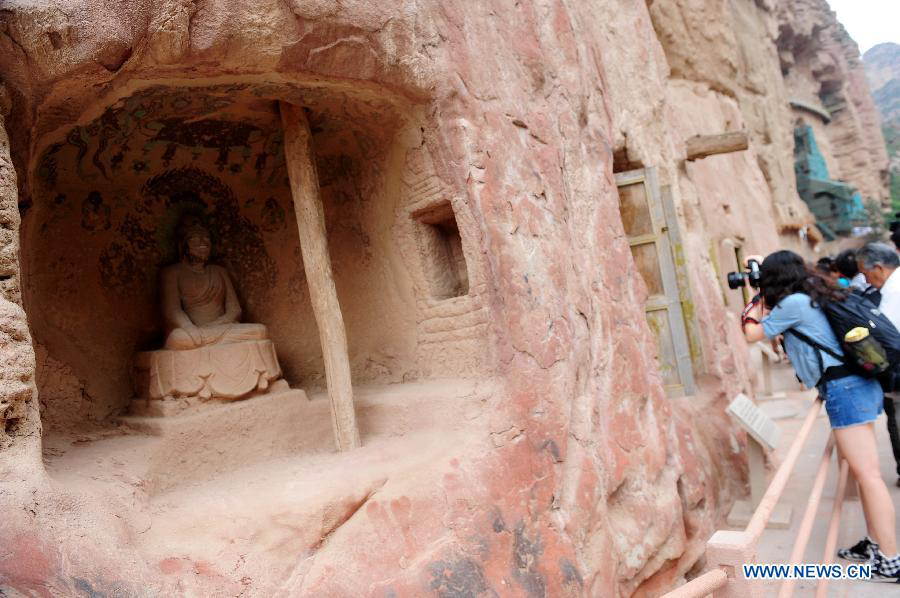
[{"left": 762, "top": 293, "right": 843, "bottom": 388}]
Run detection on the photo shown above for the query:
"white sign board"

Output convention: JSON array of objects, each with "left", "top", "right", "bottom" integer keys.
[{"left": 726, "top": 393, "right": 780, "bottom": 450}]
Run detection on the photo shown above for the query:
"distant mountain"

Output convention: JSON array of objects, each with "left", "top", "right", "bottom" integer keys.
[{"left": 864, "top": 43, "right": 900, "bottom": 210}]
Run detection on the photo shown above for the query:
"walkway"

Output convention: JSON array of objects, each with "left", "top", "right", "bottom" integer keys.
[{"left": 749, "top": 367, "right": 900, "bottom": 595}]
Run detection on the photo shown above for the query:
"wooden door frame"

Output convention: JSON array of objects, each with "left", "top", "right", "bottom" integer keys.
[{"left": 615, "top": 167, "right": 696, "bottom": 397}]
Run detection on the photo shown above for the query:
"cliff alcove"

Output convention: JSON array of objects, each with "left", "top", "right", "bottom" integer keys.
[
  {"left": 1, "top": 0, "right": 890, "bottom": 595},
  {"left": 23, "top": 81, "right": 486, "bottom": 434},
  {"left": 13, "top": 79, "right": 497, "bottom": 592}
]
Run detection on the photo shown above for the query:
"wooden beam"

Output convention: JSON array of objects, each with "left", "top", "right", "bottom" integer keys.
[
  {"left": 279, "top": 102, "right": 360, "bottom": 451},
  {"left": 685, "top": 131, "right": 749, "bottom": 161}
]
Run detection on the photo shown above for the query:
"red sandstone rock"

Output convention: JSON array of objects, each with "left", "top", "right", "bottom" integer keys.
[
  {"left": 0, "top": 1, "right": 887, "bottom": 596},
  {"left": 776, "top": 0, "right": 891, "bottom": 206}
]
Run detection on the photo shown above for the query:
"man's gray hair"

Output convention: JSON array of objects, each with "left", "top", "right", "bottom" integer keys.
[{"left": 858, "top": 242, "right": 900, "bottom": 270}]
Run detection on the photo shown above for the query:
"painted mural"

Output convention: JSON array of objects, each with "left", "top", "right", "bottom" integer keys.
[{"left": 35, "top": 86, "right": 287, "bottom": 304}]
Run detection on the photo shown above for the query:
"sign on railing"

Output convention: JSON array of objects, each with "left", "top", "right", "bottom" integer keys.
[
  {"left": 726, "top": 393, "right": 780, "bottom": 450},
  {"left": 726, "top": 393, "right": 791, "bottom": 529}
]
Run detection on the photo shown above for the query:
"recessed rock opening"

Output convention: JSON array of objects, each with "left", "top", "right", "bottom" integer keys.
[
  {"left": 411, "top": 201, "right": 470, "bottom": 300},
  {"left": 23, "top": 82, "right": 477, "bottom": 434},
  {"left": 612, "top": 144, "right": 644, "bottom": 173}
]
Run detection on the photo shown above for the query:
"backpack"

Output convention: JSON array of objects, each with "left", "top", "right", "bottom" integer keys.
[
  {"left": 785, "top": 292, "right": 900, "bottom": 385},
  {"left": 859, "top": 285, "right": 882, "bottom": 307}
]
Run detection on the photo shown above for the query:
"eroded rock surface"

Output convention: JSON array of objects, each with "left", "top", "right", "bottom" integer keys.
[
  {"left": 776, "top": 0, "right": 891, "bottom": 207},
  {"left": 0, "top": 1, "right": 888, "bottom": 596},
  {"left": 864, "top": 43, "right": 900, "bottom": 206},
  {"left": 0, "top": 104, "right": 37, "bottom": 452}
]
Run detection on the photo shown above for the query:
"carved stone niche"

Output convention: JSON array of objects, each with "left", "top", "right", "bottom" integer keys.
[{"left": 410, "top": 201, "right": 470, "bottom": 300}]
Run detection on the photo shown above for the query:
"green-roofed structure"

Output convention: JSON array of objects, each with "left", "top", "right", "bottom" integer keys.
[{"left": 793, "top": 123, "right": 866, "bottom": 240}]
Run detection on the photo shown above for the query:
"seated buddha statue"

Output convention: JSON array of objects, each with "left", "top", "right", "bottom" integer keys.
[{"left": 133, "top": 216, "right": 286, "bottom": 407}]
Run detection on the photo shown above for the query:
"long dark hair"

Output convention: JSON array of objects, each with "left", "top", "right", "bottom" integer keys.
[{"left": 759, "top": 250, "right": 847, "bottom": 308}]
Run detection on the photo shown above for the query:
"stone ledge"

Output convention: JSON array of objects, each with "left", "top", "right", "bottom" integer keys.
[{"left": 116, "top": 388, "right": 334, "bottom": 493}]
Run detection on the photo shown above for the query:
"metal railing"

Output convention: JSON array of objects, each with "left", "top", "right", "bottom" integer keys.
[{"left": 662, "top": 397, "right": 854, "bottom": 598}]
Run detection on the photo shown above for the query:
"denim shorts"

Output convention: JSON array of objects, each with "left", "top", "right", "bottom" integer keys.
[{"left": 820, "top": 374, "right": 884, "bottom": 429}]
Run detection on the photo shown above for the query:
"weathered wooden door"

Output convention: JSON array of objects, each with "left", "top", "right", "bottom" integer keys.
[{"left": 615, "top": 167, "right": 696, "bottom": 397}]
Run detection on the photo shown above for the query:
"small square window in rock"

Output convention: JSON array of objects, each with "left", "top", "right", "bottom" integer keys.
[{"left": 412, "top": 202, "right": 470, "bottom": 300}]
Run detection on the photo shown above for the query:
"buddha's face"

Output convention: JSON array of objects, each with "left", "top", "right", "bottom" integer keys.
[{"left": 186, "top": 230, "right": 211, "bottom": 263}]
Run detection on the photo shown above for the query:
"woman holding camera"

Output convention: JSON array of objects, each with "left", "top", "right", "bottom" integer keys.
[{"left": 741, "top": 250, "right": 900, "bottom": 580}]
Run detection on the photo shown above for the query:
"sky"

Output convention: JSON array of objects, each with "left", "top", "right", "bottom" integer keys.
[{"left": 826, "top": 0, "right": 900, "bottom": 55}]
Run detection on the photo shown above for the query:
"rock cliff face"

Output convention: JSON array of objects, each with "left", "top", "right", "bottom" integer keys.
[
  {"left": 0, "top": 118, "right": 38, "bottom": 453},
  {"left": 864, "top": 43, "right": 900, "bottom": 207},
  {"left": 776, "top": 0, "right": 891, "bottom": 207},
  {"left": 0, "top": 1, "right": 884, "bottom": 596}
]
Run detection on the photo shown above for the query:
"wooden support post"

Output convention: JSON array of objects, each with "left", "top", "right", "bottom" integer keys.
[
  {"left": 685, "top": 131, "right": 749, "bottom": 161},
  {"left": 279, "top": 102, "right": 360, "bottom": 451}
]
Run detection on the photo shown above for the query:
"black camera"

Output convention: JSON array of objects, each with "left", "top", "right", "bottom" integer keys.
[{"left": 727, "top": 259, "right": 761, "bottom": 290}]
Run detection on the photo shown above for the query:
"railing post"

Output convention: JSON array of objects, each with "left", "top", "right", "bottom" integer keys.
[
  {"left": 705, "top": 530, "right": 762, "bottom": 597},
  {"left": 835, "top": 443, "right": 860, "bottom": 500},
  {"left": 816, "top": 458, "right": 850, "bottom": 597},
  {"left": 761, "top": 350, "right": 773, "bottom": 397},
  {"left": 845, "top": 471, "right": 860, "bottom": 501},
  {"left": 748, "top": 438, "right": 766, "bottom": 506}
]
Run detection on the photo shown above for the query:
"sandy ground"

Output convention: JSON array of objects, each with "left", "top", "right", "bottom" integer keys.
[{"left": 37, "top": 379, "right": 494, "bottom": 595}]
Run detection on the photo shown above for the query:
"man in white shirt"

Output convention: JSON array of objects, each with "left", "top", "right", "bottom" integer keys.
[{"left": 857, "top": 242, "right": 900, "bottom": 486}]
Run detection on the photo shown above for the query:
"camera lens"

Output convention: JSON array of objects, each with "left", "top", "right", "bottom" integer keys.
[{"left": 726, "top": 272, "right": 745, "bottom": 289}]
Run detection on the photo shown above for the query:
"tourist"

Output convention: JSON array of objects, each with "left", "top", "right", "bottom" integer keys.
[
  {"left": 835, "top": 249, "right": 868, "bottom": 291},
  {"left": 815, "top": 256, "right": 842, "bottom": 285},
  {"left": 814, "top": 255, "right": 849, "bottom": 287},
  {"left": 856, "top": 242, "right": 900, "bottom": 489},
  {"left": 816, "top": 256, "right": 835, "bottom": 275},
  {"left": 740, "top": 250, "right": 900, "bottom": 580},
  {"left": 891, "top": 228, "right": 900, "bottom": 252}
]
